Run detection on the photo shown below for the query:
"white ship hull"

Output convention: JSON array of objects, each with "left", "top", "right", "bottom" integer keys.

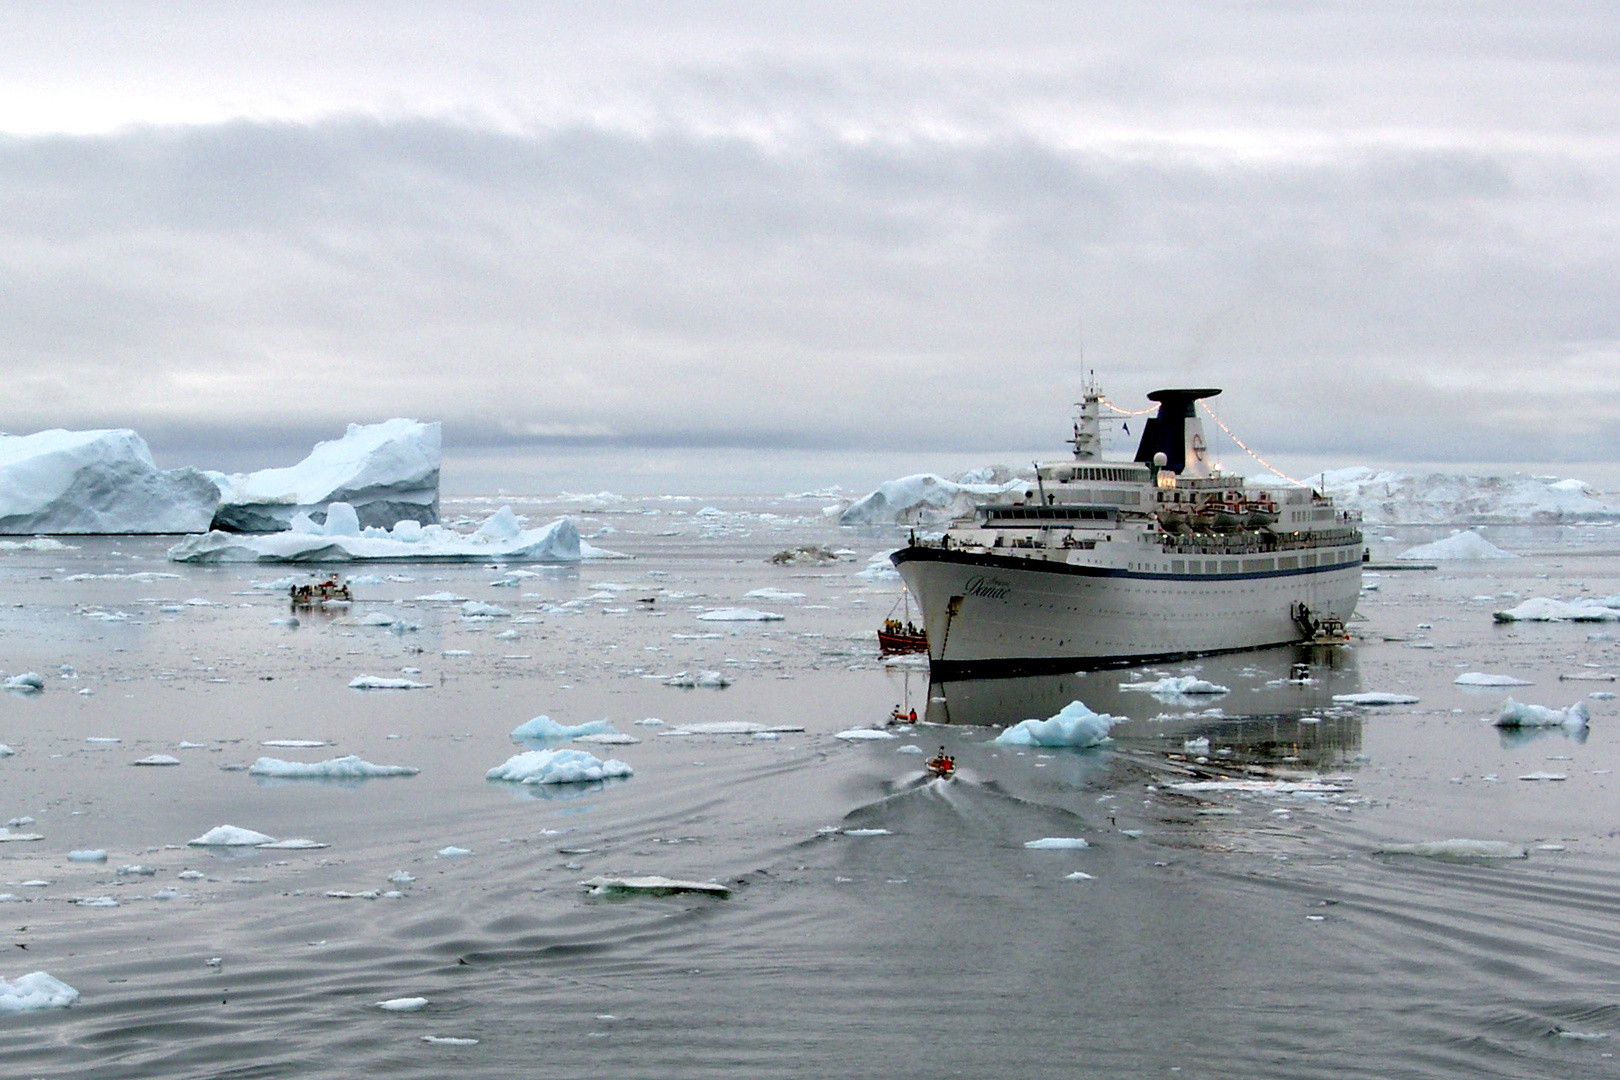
[{"left": 893, "top": 545, "right": 1362, "bottom": 677}]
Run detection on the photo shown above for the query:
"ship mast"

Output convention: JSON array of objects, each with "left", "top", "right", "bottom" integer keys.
[{"left": 1072, "top": 372, "right": 1104, "bottom": 461}]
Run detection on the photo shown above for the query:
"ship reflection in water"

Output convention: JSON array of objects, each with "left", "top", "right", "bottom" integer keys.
[{"left": 922, "top": 643, "right": 1364, "bottom": 770}]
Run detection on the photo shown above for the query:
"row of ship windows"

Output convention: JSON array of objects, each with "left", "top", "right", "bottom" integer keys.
[{"left": 1126, "top": 550, "right": 1358, "bottom": 573}]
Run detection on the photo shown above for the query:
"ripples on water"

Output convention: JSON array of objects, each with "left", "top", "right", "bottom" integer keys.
[{"left": 0, "top": 504, "right": 1617, "bottom": 1077}]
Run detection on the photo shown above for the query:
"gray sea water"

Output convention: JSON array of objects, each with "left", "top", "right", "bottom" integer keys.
[{"left": 2, "top": 496, "right": 1619, "bottom": 1078}]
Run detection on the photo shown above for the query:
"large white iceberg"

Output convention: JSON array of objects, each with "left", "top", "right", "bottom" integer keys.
[
  {"left": 839, "top": 472, "right": 1027, "bottom": 527},
  {"left": 1323, "top": 467, "right": 1616, "bottom": 525},
  {"left": 208, "top": 419, "right": 440, "bottom": 532},
  {"left": 1493, "top": 597, "right": 1620, "bottom": 623},
  {"left": 994, "top": 700, "right": 1119, "bottom": 748},
  {"left": 0, "top": 429, "right": 219, "bottom": 534},
  {"left": 168, "top": 506, "right": 610, "bottom": 563},
  {"left": 486, "top": 748, "right": 632, "bottom": 785},
  {"left": 0, "top": 971, "right": 80, "bottom": 1013},
  {"left": 1396, "top": 531, "right": 1515, "bottom": 561}
]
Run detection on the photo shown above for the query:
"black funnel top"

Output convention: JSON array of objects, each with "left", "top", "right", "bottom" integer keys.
[{"left": 1132, "top": 388, "right": 1222, "bottom": 473}]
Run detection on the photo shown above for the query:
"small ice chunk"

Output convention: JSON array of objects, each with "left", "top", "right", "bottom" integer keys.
[
  {"left": 1183, "top": 737, "right": 1211, "bottom": 755},
  {"left": 67, "top": 849, "right": 108, "bottom": 863},
  {"left": 1119, "top": 675, "right": 1229, "bottom": 697},
  {"left": 1377, "top": 840, "right": 1527, "bottom": 859},
  {"left": 4, "top": 672, "right": 44, "bottom": 691},
  {"left": 257, "top": 838, "right": 329, "bottom": 849},
  {"left": 1455, "top": 672, "right": 1535, "bottom": 687},
  {"left": 388, "top": 871, "right": 416, "bottom": 884},
  {"left": 1024, "top": 837, "right": 1090, "bottom": 849},
  {"left": 0, "top": 972, "right": 80, "bottom": 1012},
  {"left": 0, "top": 745, "right": 13, "bottom": 757},
  {"left": 1518, "top": 771, "right": 1568, "bottom": 782},
  {"left": 377, "top": 997, "right": 428, "bottom": 1012},
  {"left": 436, "top": 846, "right": 472, "bottom": 858},
  {"left": 744, "top": 588, "right": 806, "bottom": 601},
  {"left": 833, "top": 728, "right": 897, "bottom": 741},
  {"left": 580, "top": 875, "right": 729, "bottom": 897},
  {"left": 261, "top": 739, "right": 328, "bottom": 748},
  {"left": 995, "top": 700, "right": 1118, "bottom": 748},
  {"left": 1331, "top": 692, "right": 1421, "bottom": 706},
  {"left": 422, "top": 1035, "right": 479, "bottom": 1045},
  {"left": 696, "top": 608, "right": 784, "bottom": 622},
  {"left": 188, "top": 825, "right": 276, "bottom": 846},
  {"left": 1496, "top": 698, "right": 1590, "bottom": 729},
  {"left": 1064, "top": 871, "right": 1096, "bottom": 881},
  {"left": 896, "top": 744, "right": 923, "bottom": 755},
  {"left": 842, "top": 828, "right": 891, "bottom": 836},
  {"left": 133, "top": 754, "right": 181, "bottom": 766},
  {"left": 460, "top": 601, "right": 510, "bottom": 618},
  {"left": 348, "top": 675, "right": 431, "bottom": 690},
  {"left": 665, "top": 670, "right": 732, "bottom": 688},
  {"left": 74, "top": 896, "right": 118, "bottom": 907}
]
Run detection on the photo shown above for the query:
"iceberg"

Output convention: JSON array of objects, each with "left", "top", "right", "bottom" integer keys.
[
  {"left": 509, "top": 716, "right": 615, "bottom": 741},
  {"left": 485, "top": 748, "right": 633, "bottom": 785},
  {"left": 0, "top": 429, "right": 219, "bottom": 534},
  {"left": 839, "top": 472, "right": 1028, "bottom": 527},
  {"left": 4, "top": 672, "right": 44, "bottom": 692},
  {"left": 168, "top": 508, "right": 607, "bottom": 564},
  {"left": 209, "top": 419, "right": 441, "bottom": 532},
  {"left": 1396, "top": 530, "right": 1515, "bottom": 561},
  {"left": 187, "top": 825, "right": 276, "bottom": 846},
  {"left": 995, "top": 700, "right": 1119, "bottom": 748},
  {"left": 0, "top": 972, "right": 80, "bottom": 1013},
  {"left": 1120, "top": 675, "right": 1229, "bottom": 699},
  {"left": 1496, "top": 698, "right": 1590, "bottom": 729},
  {"left": 1322, "top": 467, "right": 1617, "bottom": 525},
  {"left": 1493, "top": 597, "right": 1620, "bottom": 623},
  {"left": 247, "top": 755, "right": 420, "bottom": 778}
]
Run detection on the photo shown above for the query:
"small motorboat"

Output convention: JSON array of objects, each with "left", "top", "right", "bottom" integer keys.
[
  {"left": 879, "top": 589, "right": 928, "bottom": 654},
  {"left": 923, "top": 748, "right": 955, "bottom": 780},
  {"left": 290, "top": 574, "right": 352, "bottom": 606}
]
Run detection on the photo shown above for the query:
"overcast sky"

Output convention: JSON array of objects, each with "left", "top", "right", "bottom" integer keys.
[{"left": 2, "top": 2, "right": 1616, "bottom": 478}]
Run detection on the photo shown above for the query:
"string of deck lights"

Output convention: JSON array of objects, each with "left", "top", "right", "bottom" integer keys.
[{"left": 1198, "top": 402, "right": 1305, "bottom": 486}]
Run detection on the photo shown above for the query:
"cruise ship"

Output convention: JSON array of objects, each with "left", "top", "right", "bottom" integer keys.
[{"left": 891, "top": 385, "right": 1363, "bottom": 677}]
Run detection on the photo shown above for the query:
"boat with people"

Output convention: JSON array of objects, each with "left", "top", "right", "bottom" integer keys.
[
  {"left": 878, "top": 589, "right": 929, "bottom": 654},
  {"left": 891, "top": 382, "right": 1363, "bottom": 677}
]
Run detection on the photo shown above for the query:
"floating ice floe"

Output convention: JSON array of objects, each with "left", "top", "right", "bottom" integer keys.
[
  {"left": 376, "top": 997, "right": 429, "bottom": 1012},
  {"left": 67, "top": 850, "right": 107, "bottom": 863},
  {"left": 0, "top": 829, "right": 44, "bottom": 843},
  {"left": 665, "top": 670, "right": 732, "bottom": 689},
  {"left": 0, "top": 537, "right": 69, "bottom": 551},
  {"left": 0, "top": 428, "right": 219, "bottom": 534},
  {"left": 696, "top": 608, "right": 784, "bottom": 622},
  {"left": 1454, "top": 673, "right": 1534, "bottom": 687},
  {"left": 485, "top": 748, "right": 633, "bottom": 785},
  {"left": 4, "top": 672, "right": 44, "bottom": 692},
  {"left": 1519, "top": 771, "right": 1568, "bottom": 781},
  {"left": 744, "top": 587, "right": 806, "bottom": 601},
  {"left": 1496, "top": 698, "right": 1590, "bottom": 730},
  {"left": 187, "top": 825, "right": 276, "bottom": 847},
  {"left": 1331, "top": 692, "right": 1421, "bottom": 706},
  {"left": 436, "top": 846, "right": 471, "bottom": 858},
  {"left": 1169, "top": 779, "right": 1348, "bottom": 795},
  {"left": 994, "top": 700, "right": 1119, "bottom": 748},
  {"left": 833, "top": 728, "right": 897, "bottom": 741},
  {"left": 1120, "top": 675, "right": 1229, "bottom": 699},
  {"left": 0, "top": 972, "right": 81, "bottom": 1012},
  {"left": 580, "top": 875, "right": 729, "bottom": 897},
  {"left": 422, "top": 1035, "right": 479, "bottom": 1046},
  {"left": 660, "top": 721, "right": 804, "bottom": 736},
  {"left": 248, "top": 755, "right": 420, "bottom": 779},
  {"left": 839, "top": 472, "right": 1027, "bottom": 526},
  {"left": 1024, "top": 837, "right": 1090, "bottom": 849},
  {"left": 1322, "top": 467, "right": 1617, "bottom": 525},
  {"left": 260, "top": 838, "right": 329, "bottom": 849},
  {"left": 169, "top": 505, "right": 618, "bottom": 564},
  {"left": 208, "top": 419, "right": 441, "bottom": 533},
  {"left": 1396, "top": 530, "right": 1515, "bottom": 561},
  {"left": 460, "top": 601, "right": 510, "bottom": 618},
  {"left": 509, "top": 716, "right": 614, "bottom": 741},
  {"left": 132, "top": 754, "right": 181, "bottom": 766},
  {"left": 349, "top": 675, "right": 431, "bottom": 690},
  {"left": 1493, "top": 597, "right": 1620, "bottom": 623},
  {"left": 1376, "top": 840, "right": 1527, "bottom": 859}
]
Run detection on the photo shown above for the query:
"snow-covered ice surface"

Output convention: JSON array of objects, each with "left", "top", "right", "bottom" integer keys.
[
  {"left": 209, "top": 419, "right": 442, "bottom": 532},
  {"left": 2, "top": 494, "right": 1620, "bottom": 1079},
  {"left": 0, "top": 429, "right": 219, "bottom": 534}
]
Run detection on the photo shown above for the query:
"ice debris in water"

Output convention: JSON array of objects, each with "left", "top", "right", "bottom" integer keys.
[
  {"left": 581, "top": 875, "right": 730, "bottom": 897},
  {"left": 1493, "top": 596, "right": 1620, "bottom": 623},
  {"left": 1496, "top": 698, "right": 1590, "bottom": 729},
  {"left": 696, "top": 608, "right": 785, "bottom": 622},
  {"left": 1376, "top": 840, "right": 1528, "bottom": 859},
  {"left": 1025, "top": 837, "right": 1090, "bottom": 849},
  {"left": 248, "top": 755, "right": 420, "bottom": 778},
  {"left": 460, "top": 601, "right": 510, "bottom": 618},
  {"left": 662, "top": 721, "right": 803, "bottom": 736},
  {"left": 1119, "top": 675, "right": 1229, "bottom": 698},
  {"left": 349, "top": 675, "right": 431, "bottom": 690},
  {"left": 422, "top": 1035, "right": 479, "bottom": 1046},
  {"left": 0, "top": 745, "right": 14, "bottom": 757},
  {"left": 665, "top": 670, "right": 731, "bottom": 689},
  {"left": 510, "top": 716, "right": 614, "bottom": 741},
  {"left": 994, "top": 700, "right": 1119, "bottom": 748},
  {"left": 834, "top": 728, "right": 898, "bottom": 741},
  {"left": 67, "top": 850, "right": 108, "bottom": 863},
  {"left": 745, "top": 587, "right": 805, "bottom": 601},
  {"left": 436, "top": 847, "right": 472, "bottom": 858},
  {"left": 1064, "top": 871, "right": 1096, "bottom": 881},
  {"left": 1396, "top": 530, "right": 1515, "bottom": 561},
  {"left": 188, "top": 825, "right": 276, "bottom": 846},
  {"left": 1454, "top": 672, "right": 1534, "bottom": 687},
  {"left": 377, "top": 997, "right": 429, "bottom": 1012},
  {"left": 4, "top": 672, "right": 44, "bottom": 691},
  {"left": 486, "top": 748, "right": 633, "bottom": 785},
  {"left": 0, "top": 971, "right": 80, "bottom": 1013},
  {"left": 133, "top": 754, "right": 181, "bottom": 766},
  {"left": 1331, "top": 692, "right": 1420, "bottom": 706}
]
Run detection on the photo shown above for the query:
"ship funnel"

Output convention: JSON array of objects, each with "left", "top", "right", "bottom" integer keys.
[{"left": 1133, "top": 388, "right": 1221, "bottom": 476}]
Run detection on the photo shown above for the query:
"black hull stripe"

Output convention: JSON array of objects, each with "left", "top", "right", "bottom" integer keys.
[
  {"left": 926, "top": 638, "right": 1327, "bottom": 680},
  {"left": 891, "top": 543, "right": 1359, "bottom": 582}
]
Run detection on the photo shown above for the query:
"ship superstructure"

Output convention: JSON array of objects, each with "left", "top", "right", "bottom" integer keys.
[{"left": 891, "top": 385, "right": 1363, "bottom": 677}]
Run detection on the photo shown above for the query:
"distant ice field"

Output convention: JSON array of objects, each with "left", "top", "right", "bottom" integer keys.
[{"left": 1, "top": 496, "right": 1619, "bottom": 1078}]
